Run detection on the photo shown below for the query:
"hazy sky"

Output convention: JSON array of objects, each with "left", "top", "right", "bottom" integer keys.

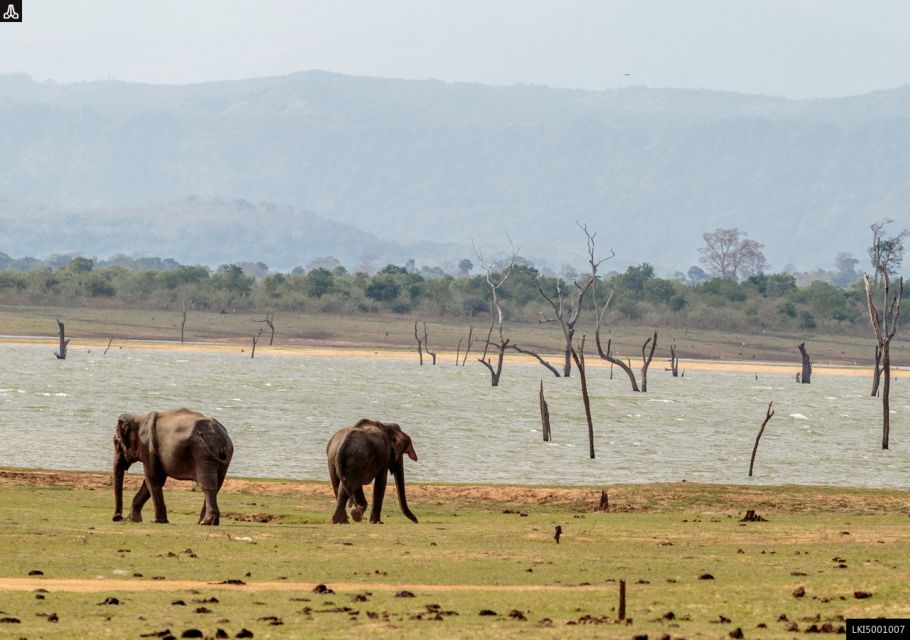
[{"left": 2, "top": 0, "right": 909, "bottom": 98}]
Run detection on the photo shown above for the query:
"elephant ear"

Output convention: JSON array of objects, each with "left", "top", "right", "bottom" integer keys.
[
  {"left": 115, "top": 416, "right": 141, "bottom": 461},
  {"left": 389, "top": 425, "right": 418, "bottom": 463}
]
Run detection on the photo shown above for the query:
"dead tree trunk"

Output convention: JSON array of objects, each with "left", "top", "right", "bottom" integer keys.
[
  {"left": 180, "top": 295, "right": 188, "bottom": 344},
  {"left": 539, "top": 381, "right": 551, "bottom": 442},
  {"left": 251, "top": 329, "right": 262, "bottom": 359},
  {"left": 104, "top": 336, "right": 113, "bottom": 355},
  {"left": 455, "top": 338, "right": 462, "bottom": 365},
  {"left": 422, "top": 322, "right": 437, "bottom": 365},
  {"left": 871, "top": 345, "right": 882, "bottom": 397},
  {"left": 669, "top": 342, "right": 679, "bottom": 377},
  {"left": 797, "top": 342, "right": 812, "bottom": 384},
  {"left": 478, "top": 318, "right": 508, "bottom": 386},
  {"left": 864, "top": 273, "right": 903, "bottom": 450},
  {"left": 473, "top": 239, "right": 515, "bottom": 386},
  {"left": 508, "top": 344, "right": 560, "bottom": 377},
  {"left": 570, "top": 335, "right": 595, "bottom": 459},
  {"left": 413, "top": 321, "right": 424, "bottom": 365},
  {"left": 595, "top": 335, "right": 640, "bottom": 392},
  {"left": 640, "top": 331, "right": 657, "bottom": 392},
  {"left": 461, "top": 325, "right": 474, "bottom": 366},
  {"left": 265, "top": 312, "right": 275, "bottom": 345},
  {"left": 749, "top": 402, "right": 775, "bottom": 477},
  {"left": 54, "top": 319, "right": 70, "bottom": 359}
]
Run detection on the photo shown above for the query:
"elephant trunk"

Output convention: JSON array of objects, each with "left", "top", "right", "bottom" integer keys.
[
  {"left": 392, "top": 463, "right": 418, "bottom": 523},
  {"left": 112, "top": 455, "right": 127, "bottom": 521}
]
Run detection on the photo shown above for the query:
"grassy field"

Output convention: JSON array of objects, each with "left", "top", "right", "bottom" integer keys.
[
  {"left": 1, "top": 303, "right": 906, "bottom": 366},
  {"left": 1, "top": 471, "right": 908, "bottom": 639}
]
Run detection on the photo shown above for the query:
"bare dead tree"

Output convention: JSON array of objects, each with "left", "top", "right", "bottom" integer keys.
[
  {"left": 455, "top": 338, "right": 462, "bottom": 365},
  {"left": 472, "top": 238, "right": 524, "bottom": 386},
  {"left": 534, "top": 223, "right": 615, "bottom": 380},
  {"left": 570, "top": 335, "right": 596, "bottom": 459},
  {"left": 254, "top": 311, "right": 276, "bottom": 346},
  {"left": 413, "top": 321, "right": 424, "bottom": 365},
  {"left": 640, "top": 331, "right": 658, "bottom": 392},
  {"left": 867, "top": 219, "right": 907, "bottom": 403},
  {"left": 265, "top": 312, "right": 275, "bottom": 345},
  {"left": 474, "top": 240, "right": 514, "bottom": 387},
  {"left": 669, "top": 341, "right": 679, "bottom": 377},
  {"left": 460, "top": 325, "right": 474, "bottom": 366},
  {"left": 474, "top": 238, "right": 559, "bottom": 382},
  {"left": 103, "top": 336, "right": 113, "bottom": 355},
  {"left": 598, "top": 335, "right": 640, "bottom": 391},
  {"left": 749, "top": 402, "right": 775, "bottom": 477},
  {"left": 539, "top": 380, "right": 551, "bottom": 442},
  {"left": 797, "top": 342, "right": 812, "bottom": 384},
  {"left": 575, "top": 226, "right": 645, "bottom": 393},
  {"left": 423, "top": 322, "right": 437, "bottom": 365},
  {"left": 478, "top": 315, "right": 508, "bottom": 386},
  {"left": 536, "top": 233, "right": 599, "bottom": 375},
  {"left": 864, "top": 272, "right": 903, "bottom": 450},
  {"left": 54, "top": 319, "right": 70, "bottom": 359},
  {"left": 251, "top": 328, "right": 263, "bottom": 359},
  {"left": 180, "top": 291, "right": 188, "bottom": 344}
]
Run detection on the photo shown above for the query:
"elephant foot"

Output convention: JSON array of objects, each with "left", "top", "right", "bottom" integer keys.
[
  {"left": 112, "top": 513, "right": 123, "bottom": 522},
  {"left": 152, "top": 517, "right": 169, "bottom": 524},
  {"left": 199, "top": 516, "right": 220, "bottom": 526},
  {"left": 128, "top": 513, "right": 142, "bottom": 523},
  {"left": 351, "top": 507, "right": 364, "bottom": 522},
  {"left": 332, "top": 514, "right": 350, "bottom": 524},
  {"left": 369, "top": 519, "right": 384, "bottom": 525}
]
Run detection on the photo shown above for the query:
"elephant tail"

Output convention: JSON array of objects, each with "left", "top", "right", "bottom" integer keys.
[
  {"left": 194, "top": 419, "right": 234, "bottom": 467},
  {"left": 333, "top": 434, "right": 361, "bottom": 498}
]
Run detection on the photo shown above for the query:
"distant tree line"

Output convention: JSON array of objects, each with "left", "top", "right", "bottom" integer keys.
[{"left": 1, "top": 250, "right": 904, "bottom": 335}]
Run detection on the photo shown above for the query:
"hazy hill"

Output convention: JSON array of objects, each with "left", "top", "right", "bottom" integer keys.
[
  {"left": 1, "top": 71, "right": 908, "bottom": 273},
  {"left": 0, "top": 198, "right": 449, "bottom": 271}
]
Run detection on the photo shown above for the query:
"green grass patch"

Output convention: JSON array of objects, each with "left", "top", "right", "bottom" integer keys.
[{"left": 1, "top": 477, "right": 909, "bottom": 638}]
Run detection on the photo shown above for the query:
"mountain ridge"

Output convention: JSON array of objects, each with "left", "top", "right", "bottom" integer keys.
[{"left": 1, "top": 70, "right": 908, "bottom": 274}]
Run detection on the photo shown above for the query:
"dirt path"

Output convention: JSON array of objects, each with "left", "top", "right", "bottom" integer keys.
[{"left": 0, "top": 577, "right": 610, "bottom": 593}]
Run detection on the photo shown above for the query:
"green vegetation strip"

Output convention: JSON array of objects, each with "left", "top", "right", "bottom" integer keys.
[{"left": 1, "top": 472, "right": 909, "bottom": 639}]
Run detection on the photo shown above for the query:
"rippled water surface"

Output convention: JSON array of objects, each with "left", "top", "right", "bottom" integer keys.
[{"left": 1, "top": 344, "right": 907, "bottom": 488}]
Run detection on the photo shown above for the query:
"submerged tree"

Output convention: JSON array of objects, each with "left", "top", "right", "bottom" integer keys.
[
  {"left": 864, "top": 221, "right": 906, "bottom": 450},
  {"left": 474, "top": 240, "right": 515, "bottom": 387},
  {"left": 536, "top": 227, "right": 601, "bottom": 377}
]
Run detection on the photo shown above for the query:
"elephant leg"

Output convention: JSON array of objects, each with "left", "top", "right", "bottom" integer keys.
[
  {"left": 145, "top": 466, "right": 169, "bottom": 524},
  {"left": 332, "top": 483, "right": 351, "bottom": 524},
  {"left": 129, "top": 480, "right": 151, "bottom": 522},
  {"left": 198, "top": 468, "right": 224, "bottom": 526},
  {"left": 351, "top": 486, "right": 368, "bottom": 522},
  {"left": 369, "top": 473, "right": 387, "bottom": 524}
]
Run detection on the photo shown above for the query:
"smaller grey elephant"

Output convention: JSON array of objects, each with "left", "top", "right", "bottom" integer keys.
[
  {"left": 112, "top": 409, "right": 234, "bottom": 525},
  {"left": 326, "top": 418, "right": 418, "bottom": 524}
]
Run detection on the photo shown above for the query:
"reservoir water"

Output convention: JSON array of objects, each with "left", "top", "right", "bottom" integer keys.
[{"left": 0, "top": 344, "right": 907, "bottom": 488}]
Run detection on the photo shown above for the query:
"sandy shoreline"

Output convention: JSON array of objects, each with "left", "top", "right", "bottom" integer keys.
[{"left": 2, "top": 335, "right": 904, "bottom": 378}]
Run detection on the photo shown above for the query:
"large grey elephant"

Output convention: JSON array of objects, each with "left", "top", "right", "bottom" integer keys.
[
  {"left": 326, "top": 418, "right": 418, "bottom": 524},
  {"left": 112, "top": 409, "right": 234, "bottom": 525}
]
